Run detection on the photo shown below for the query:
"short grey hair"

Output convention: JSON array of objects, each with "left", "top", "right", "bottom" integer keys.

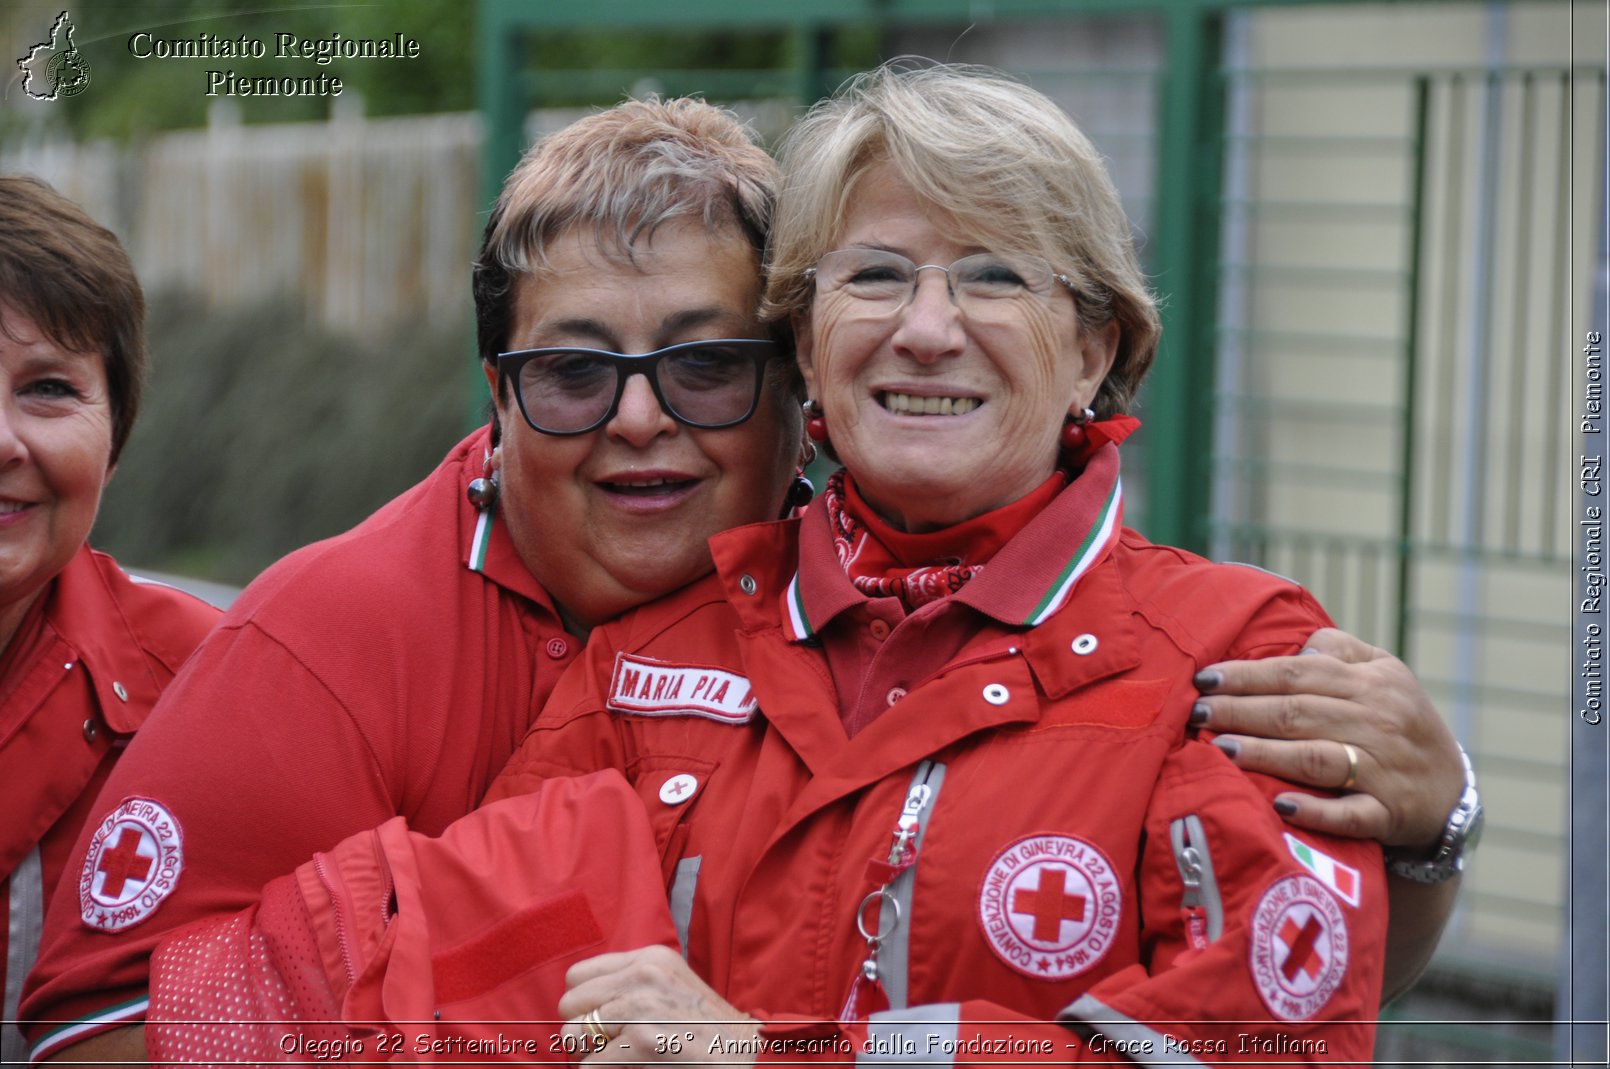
[
  {"left": 763, "top": 61, "right": 1160, "bottom": 418},
  {"left": 474, "top": 97, "right": 781, "bottom": 370}
]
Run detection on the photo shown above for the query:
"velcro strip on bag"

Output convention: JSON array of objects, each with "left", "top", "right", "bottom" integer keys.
[{"left": 431, "top": 889, "right": 604, "bottom": 1005}]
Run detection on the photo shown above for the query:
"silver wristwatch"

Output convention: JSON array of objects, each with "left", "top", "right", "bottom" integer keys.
[{"left": 1386, "top": 744, "right": 1483, "bottom": 884}]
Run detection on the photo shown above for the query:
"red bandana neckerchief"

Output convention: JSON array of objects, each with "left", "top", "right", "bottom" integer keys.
[
  {"left": 822, "top": 467, "right": 1067, "bottom": 609},
  {"left": 819, "top": 415, "right": 1142, "bottom": 609}
]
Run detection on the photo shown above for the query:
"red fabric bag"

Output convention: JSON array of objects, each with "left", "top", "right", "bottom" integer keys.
[{"left": 149, "top": 771, "right": 676, "bottom": 1065}]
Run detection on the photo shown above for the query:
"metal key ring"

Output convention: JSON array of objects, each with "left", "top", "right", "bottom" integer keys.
[{"left": 856, "top": 889, "right": 902, "bottom": 943}]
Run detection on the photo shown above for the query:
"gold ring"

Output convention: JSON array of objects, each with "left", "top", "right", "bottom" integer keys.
[
  {"left": 582, "top": 1008, "right": 609, "bottom": 1043},
  {"left": 1340, "top": 743, "right": 1360, "bottom": 791}
]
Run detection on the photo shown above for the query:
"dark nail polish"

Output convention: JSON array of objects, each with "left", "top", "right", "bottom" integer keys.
[
  {"left": 1273, "top": 799, "right": 1298, "bottom": 816},
  {"left": 1188, "top": 703, "right": 1211, "bottom": 727},
  {"left": 1194, "top": 669, "right": 1222, "bottom": 692},
  {"left": 1212, "top": 737, "right": 1238, "bottom": 759}
]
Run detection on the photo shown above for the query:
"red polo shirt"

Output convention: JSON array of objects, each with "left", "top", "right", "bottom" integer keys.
[
  {"left": 789, "top": 465, "right": 1120, "bottom": 736},
  {"left": 21, "top": 429, "right": 579, "bottom": 1060},
  {"left": 1, "top": 547, "right": 218, "bottom": 1064}
]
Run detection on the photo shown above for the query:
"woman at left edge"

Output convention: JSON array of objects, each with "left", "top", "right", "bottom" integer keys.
[{"left": 0, "top": 175, "right": 221, "bottom": 1064}]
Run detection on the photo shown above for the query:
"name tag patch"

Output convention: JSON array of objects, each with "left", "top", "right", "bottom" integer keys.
[{"left": 608, "top": 653, "right": 757, "bottom": 724}]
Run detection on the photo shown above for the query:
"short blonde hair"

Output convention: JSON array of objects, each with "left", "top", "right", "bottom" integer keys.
[
  {"left": 474, "top": 97, "right": 780, "bottom": 369},
  {"left": 764, "top": 62, "right": 1160, "bottom": 417}
]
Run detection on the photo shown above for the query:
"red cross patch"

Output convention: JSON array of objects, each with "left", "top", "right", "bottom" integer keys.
[
  {"left": 79, "top": 796, "right": 184, "bottom": 932},
  {"left": 978, "top": 834, "right": 1122, "bottom": 981},
  {"left": 1248, "top": 874, "right": 1349, "bottom": 1020}
]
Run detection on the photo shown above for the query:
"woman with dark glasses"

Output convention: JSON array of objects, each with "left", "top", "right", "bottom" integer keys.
[
  {"left": 23, "top": 96, "right": 805, "bottom": 1063},
  {"left": 498, "top": 339, "right": 782, "bottom": 437}
]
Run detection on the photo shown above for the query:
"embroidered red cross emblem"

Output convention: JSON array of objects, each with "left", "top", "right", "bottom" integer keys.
[
  {"left": 1279, "top": 913, "right": 1326, "bottom": 982},
  {"left": 96, "top": 828, "right": 154, "bottom": 897},
  {"left": 1011, "top": 867, "right": 1087, "bottom": 942}
]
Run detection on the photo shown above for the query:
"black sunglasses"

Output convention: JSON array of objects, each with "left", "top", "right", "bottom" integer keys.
[{"left": 496, "top": 339, "right": 779, "bottom": 436}]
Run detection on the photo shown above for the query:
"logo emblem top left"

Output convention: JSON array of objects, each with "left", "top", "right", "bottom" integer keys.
[{"left": 16, "top": 11, "right": 91, "bottom": 101}]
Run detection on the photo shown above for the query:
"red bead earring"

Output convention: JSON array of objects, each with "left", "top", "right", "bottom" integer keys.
[
  {"left": 805, "top": 400, "right": 829, "bottom": 443},
  {"left": 1060, "top": 406, "right": 1094, "bottom": 451}
]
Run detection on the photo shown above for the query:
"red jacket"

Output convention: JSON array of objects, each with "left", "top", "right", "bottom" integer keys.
[
  {"left": 1, "top": 547, "right": 218, "bottom": 1065},
  {"left": 489, "top": 475, "right": 1386, "bottom": 1065},
  {"left": 145, "top": 772, "right": 677, "bottom": 1066}
]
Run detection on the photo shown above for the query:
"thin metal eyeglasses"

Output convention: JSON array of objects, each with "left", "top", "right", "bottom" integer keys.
[
  {"left": 804, "top": 249, "right": 1078, "bottom": 317},
  {"left": 496, "top": 338, "right": 779, "bottom": 436}
]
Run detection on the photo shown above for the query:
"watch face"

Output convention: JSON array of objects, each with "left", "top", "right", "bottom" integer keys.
[{"left": 1464, "top": 802, "right": 1485, "bottom": 851}]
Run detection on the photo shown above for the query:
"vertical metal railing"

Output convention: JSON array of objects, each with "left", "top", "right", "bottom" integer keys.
[{"left": 1210, "top": 57, "right": 1601, "bottom": 1064}]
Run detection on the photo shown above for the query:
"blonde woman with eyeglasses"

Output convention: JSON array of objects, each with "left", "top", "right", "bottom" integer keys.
[{"left": 491, "top": 64, "right": 1429, "bottom": 1066}]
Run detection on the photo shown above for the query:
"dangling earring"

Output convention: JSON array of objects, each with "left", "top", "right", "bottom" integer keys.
[
  {"left": 804, "top": 400, "right": 829, "bottom": 444},
  {"left": 784, "top": 472, "right": 816, "bottom": 512},
  {"left": 467, "top": 451, "right": 500, "bottom": 511},
  {"left": 1060, "top": 406, "right": 1095, "bottom": 451},
  {"left": 780, "top": 440, "right": 818, "bottom": 517},
  {"left": 467, "top": 472, "right": 500, "bottom": 510}
]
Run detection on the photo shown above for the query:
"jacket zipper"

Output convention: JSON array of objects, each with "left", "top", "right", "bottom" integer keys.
[
  {"left": 1169, "top": 814, "right": 1223, "bottom": 952},
  {"left": 312, "top": 852, "right": 358, "bottom": 987},
  {"left": 840, "top": 760, "right": 941, "bottom": 1022},
  {"left": 373, "top": 829, "right": 396, "bottom": 931}
]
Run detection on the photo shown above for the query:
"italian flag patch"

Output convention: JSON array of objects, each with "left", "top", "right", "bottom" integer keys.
[{"left": 1283, "top": 833, "right": 1362, "bottom": 907}]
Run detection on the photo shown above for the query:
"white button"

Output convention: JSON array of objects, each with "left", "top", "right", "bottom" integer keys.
[
  {"left": 886, "top": 686, "right": 907, "bottom": 706},
  {"left": 983, "top": 683, "right": 1010, "bottom": 705},
  {"left": 113, "top": 681, "right": 129, "bottom": 702},
  {"left": 1071, "top": 634, "right": 1099, "bottom": 656},
  {"left": 738, "top": 574, "right": 758, "bottom": 596},
  {"left": 659, "top": 774, "right": 699, "bottom": 805}
]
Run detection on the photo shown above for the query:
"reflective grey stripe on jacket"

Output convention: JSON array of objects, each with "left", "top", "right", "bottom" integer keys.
[
  {"left": 3, "top": 847, "right": 43, "bottom": 1065},
  {"left": 882, "top": 760, "right": 946, "bottom": 1010},
  {"left": 670, "top": 855, "right": 701, "bottom": 957},
  {"left": 856, "top": 1003, "right": 961, "bottom": 1066},
  {"left": 1059, "top": 994, "right": 1211, "bottom": 1067}
]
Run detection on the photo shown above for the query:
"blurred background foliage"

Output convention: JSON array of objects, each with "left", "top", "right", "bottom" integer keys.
[
  {"left": 3, "top": 0, "right": 870, "bottom": 140},
  {"left": 95, "top": 296, "right": 471, "bottom": 583},
  {"left": 4, "top": 0, "right": 474, "bottom": 138}
]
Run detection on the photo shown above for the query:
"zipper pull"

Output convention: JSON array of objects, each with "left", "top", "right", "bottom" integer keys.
[
  {"left": 848, "top": 769, "right": 935, "bottom": 1020},
  {"left": 1182, "top": 904, "right": 1209, "bottom": 952},
  {"left": 840, "top": 954, "right": 891, "bottom": 1023},
  {"left": 889, "top": 782, "right": 932, "bottom": 864},
  {"left": 1171, "top": 820, "right": 1210, "bottom": 955}
]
